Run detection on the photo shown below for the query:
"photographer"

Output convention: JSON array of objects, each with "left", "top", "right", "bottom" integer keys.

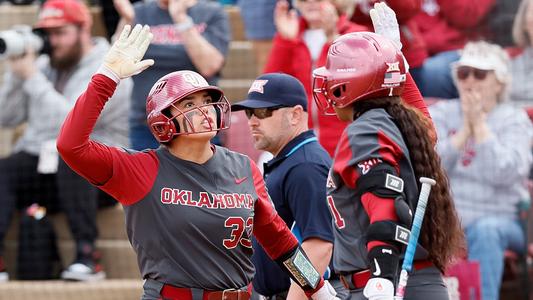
[{"left": 0, "top": 0, "right": 132, "bottom": 281}]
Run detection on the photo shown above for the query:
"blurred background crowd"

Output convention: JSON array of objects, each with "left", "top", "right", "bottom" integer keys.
[{"left": 0, "top": 0, "right": 532, "bottom": 299}]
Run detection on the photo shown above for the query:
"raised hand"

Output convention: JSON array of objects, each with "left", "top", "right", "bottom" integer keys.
[
  {"left": 274, "top": 0, "right": 299, "bottom": 40},
  {"left": 113, "top": 0, "right": 135, "bottom": 23},
  {"left": 169, "top": 0, "right": 195, "bottom": 23},
  {"left": 370, "top": 2, "right": 401, "bottom": 50},
  {"left": 319, "top": 1, "right": 339, "bottom": 41},
  {"left": 103, "top": 24, "right": 154, "bottom": 79}
]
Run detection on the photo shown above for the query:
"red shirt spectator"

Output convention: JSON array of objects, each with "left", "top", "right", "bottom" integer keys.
[{"left": 413, "top": 0, "right": 496, "bottom": 55}]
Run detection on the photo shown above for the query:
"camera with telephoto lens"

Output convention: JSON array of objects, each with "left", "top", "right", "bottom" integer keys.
[{"left": 0, "top": 25, "right": 48, "bottom": 59}]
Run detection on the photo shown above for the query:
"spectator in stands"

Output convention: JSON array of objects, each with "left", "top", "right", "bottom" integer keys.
[
  {"left": 237, "top": 0, "right": 277, "bottom": 75},
  {"left": 510, "top": 0, "right": 533, "bottom": 106},
  {"left": 232, "top": 73, "right": 346, "bottom": 299},
  {"left": 413, "top": 0, "right": 504, "bottom": 99},
  {"left": 349, "top": 0, "right": 428, "bottom": 86},
  {"left": 113, "top": 0, "right": 231, "bottom": 150},
  {"left": 0, "top": 0, "right": 132, "bottom": 281},
  {"left": 429, "top": 41, "right": 533, "bottom": 300}
]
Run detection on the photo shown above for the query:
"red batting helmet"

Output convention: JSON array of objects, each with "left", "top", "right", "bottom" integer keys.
[
  {"left": 146, "top": 70, "right": 230, "bottom": 143},
  {"left": 312, "top": 32, "right": 407, "bottom": 115}
]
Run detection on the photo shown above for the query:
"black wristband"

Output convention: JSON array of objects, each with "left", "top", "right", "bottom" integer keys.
[{"left": 367, "top": 245, "right": 400, "bottom": 282}]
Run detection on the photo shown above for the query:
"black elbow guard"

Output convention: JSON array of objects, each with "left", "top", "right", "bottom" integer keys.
[
  {"left": 367, "top": 245, "right": 400, "bottom": 282},
  {"left": 275, "top": 245, "right": 321, "bottom": 291}
]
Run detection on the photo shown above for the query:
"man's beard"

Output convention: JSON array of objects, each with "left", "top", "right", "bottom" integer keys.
[{"left": 50, "top": 38, "right": 83, "bottom": 71}]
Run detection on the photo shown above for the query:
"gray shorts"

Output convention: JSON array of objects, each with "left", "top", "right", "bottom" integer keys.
[{"left": 346, "top": 267, "right": 449, "bottom": 300}]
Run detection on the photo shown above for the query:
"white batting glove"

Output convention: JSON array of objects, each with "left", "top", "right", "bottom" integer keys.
[
  {"left": 103, "top": 24, "right": 154, "bottom": 79},
  {"left": 363, "top": 277, "right": 394, "bottom": 300},
  {"left": 311, "top": 280, "right": 340, "bottom": 300},
  {"left": 370, "top": 2, "right": 401, "bottom": 50}
]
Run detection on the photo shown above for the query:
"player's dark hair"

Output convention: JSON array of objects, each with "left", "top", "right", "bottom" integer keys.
[{"left": 353, "top": 96, "right": 465, "bottom": 272}]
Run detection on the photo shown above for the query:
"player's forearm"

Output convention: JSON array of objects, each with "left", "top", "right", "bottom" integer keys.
[
  {"left": 56, "top": 74, "right": 116, "bottom": 184},
  {"left": 181, "top": 27, "right": 224, "bottom": 78},
  {"left": 288, "top": 238, "right": 333, "bottom": 299}
]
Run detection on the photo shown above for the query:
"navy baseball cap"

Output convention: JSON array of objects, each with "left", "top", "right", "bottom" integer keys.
[{"left": 232, "top": 73, "right": 308, "bottom": 111}]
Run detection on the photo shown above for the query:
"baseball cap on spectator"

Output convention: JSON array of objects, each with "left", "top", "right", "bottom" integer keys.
[
  {"left": 35, "top": 0, "right": 92, "bottom": 30},
  {"left": 453, "top": 41, "right": 511, "bottom": 85},
  {"left": 232, "top": 73, "right": 308, "bottom": 111}
]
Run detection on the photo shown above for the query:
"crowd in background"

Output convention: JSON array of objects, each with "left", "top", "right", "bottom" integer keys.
[{"left": 0, "top": 1, "right": 532, "bottom": 300}]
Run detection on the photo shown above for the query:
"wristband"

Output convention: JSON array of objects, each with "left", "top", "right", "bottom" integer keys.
[{"left": 175, "top": 16, "right": 194, "bottom": 32}]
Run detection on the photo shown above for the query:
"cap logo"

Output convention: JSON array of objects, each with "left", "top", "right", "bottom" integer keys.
[
  {"left": 248, "top": 80, "right": 268, "bottom": 94},
  {"left": 39, "top": 7, "right": 64, "bottom": 20},
  {"left": 386, "top": 62, "right": 400, "bottom": 72},
  {"left": 183, "top": 72, "right": 207, "bottom": 87}
]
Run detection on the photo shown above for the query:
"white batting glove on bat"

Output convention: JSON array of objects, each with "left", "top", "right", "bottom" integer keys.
[
  {"left": 363, "top": 277, "right": 394, "bottom": 300},
  {"left": 311, "top": 280, "right": 340, "bottom": 300},
  {"left": 370, "top": 2, "right": 401, "bottom": 50},
  {"left": 103, "top": 24, "right": 154, "bottom": 79}
]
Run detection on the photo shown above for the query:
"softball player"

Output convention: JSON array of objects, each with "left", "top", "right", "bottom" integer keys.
[
  {"left": 56, "top": 24, "right": 337, "bottom": 300},
  {"left": 312, "top": 31, "right": 465, "bottom": 300}
]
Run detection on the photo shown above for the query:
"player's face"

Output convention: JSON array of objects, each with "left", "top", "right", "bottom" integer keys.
[
  {"left": 46, "top": 24, "right": 83, "bottom": 70},
  {"left": 247, "top": 106, "right": 291, "bottom": 154},
  {"left": 169, "top": 91, "right": 218, "bottom": 139},
  {"left": 333, "top": 105, "right": 353, "bottom": 122},
  {"left": 455, "top": 66, "right": 503, "bottom": 111}
]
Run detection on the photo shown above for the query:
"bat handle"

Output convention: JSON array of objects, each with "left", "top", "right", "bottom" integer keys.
[{"left": 395, "top": 177, "right": 436, "bottom": 299}]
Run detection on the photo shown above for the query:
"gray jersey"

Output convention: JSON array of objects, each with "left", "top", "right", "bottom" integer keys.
[
  {"left": 118, "top": 146, "right": 259, "bottom": 289},
  {"left": 327, "top": 108, "right": 419, "bottom": 273}
]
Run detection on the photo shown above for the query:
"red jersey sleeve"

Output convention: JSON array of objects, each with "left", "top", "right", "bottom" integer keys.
[
  {"left": 249, "top": 159, "right": 298, "bottom": 260},
  {"left": 401, "top": 73, "right": 437, "bottom": 143},
  {"left": 57, "top": 74, "right": 159, "bottom": 206}
]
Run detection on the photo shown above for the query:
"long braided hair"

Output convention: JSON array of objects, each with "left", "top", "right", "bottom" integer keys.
[{"left": 353, "top": 96, "right": 465, "bottom": 272}]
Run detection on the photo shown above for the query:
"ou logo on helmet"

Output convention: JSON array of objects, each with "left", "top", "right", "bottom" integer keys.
[{"left": 183, "top": 71, "right": 208, "bottom": 87}]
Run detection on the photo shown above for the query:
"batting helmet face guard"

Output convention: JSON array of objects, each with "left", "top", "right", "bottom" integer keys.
[
  {"left": 312, "top": 32, "right": 407, "bottom": 115},
  {"left": 146, "top": 71, "right": 231, "bottom": 143}
]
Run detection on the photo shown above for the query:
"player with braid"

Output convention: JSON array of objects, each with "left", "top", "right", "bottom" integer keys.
[
  {"left": 56, "top": 24, "right": 338, "bottom": 300},
  {"left": 312, "top": 7, "right": 465, "bottom": 299}
]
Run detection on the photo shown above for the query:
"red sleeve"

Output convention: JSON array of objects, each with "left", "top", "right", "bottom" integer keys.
[
  {"left": 437, "top": 0, "right": 496, "bottom": 29},
  {"left": 250, "top": 159, "right": 298, "bottom": 260},
  {"left": 57, "top": 74, "right": 159, "bottom": 206},
  {"left": 361, "top": 192, "right": 399, "bottom": 250},
  {"left": 400, "top": 73, "right": 437, "bottom": 143}
]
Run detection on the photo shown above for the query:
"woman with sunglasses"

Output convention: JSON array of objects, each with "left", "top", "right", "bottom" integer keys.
[
  {"left": 56, "top": 24, "right": 339, "bottom": 300},
  {"left": 429, "top": 41, "right": 533, "bottom": 300},
  {"left": 312, "top": 31, "right": 465, "bottom": 300}
]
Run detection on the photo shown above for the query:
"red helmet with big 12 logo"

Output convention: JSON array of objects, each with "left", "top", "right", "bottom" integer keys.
[
  {"left": 312, "top": 32, "right": 407, "bottom": 115},
  {"left": 146, "top": 70, "right": 231, "bottom": 143}
]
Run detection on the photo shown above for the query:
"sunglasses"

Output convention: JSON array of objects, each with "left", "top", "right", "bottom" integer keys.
[
  {"left": 244, "top": 106, "right": 285, "bottom": 120},
  {"left": 456, "top": 66, "right": 490, "bottom": 81}
]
